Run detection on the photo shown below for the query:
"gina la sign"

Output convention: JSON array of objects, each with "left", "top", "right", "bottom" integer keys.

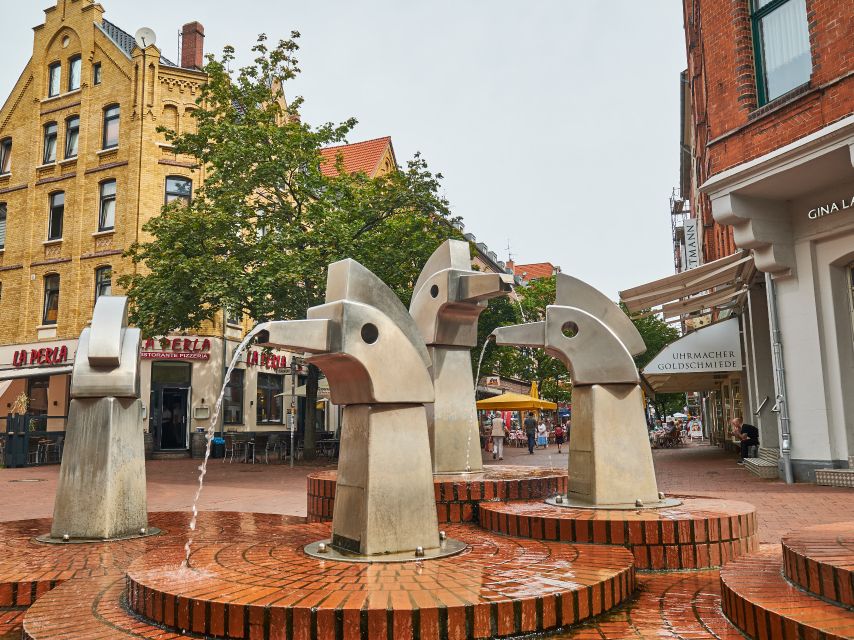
[{"left": 808, "top": 195, "right": 854, "bottom": 220}]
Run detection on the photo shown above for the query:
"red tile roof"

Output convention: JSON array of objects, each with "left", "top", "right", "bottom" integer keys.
[
  {"left": 319, "top": 136, "right": 394, "bottom": 177},
  {"left": 513, "top": 262, "right": 558, "bottom": 280}
]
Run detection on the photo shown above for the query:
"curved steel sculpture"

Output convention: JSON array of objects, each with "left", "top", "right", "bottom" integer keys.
[
  {"left": 262, "top": 259, "right": 449, "bottom": 558},
  {"left": 493, "top": 274, "right": 663, "bottom": 507},
  {"left": 51, "top": 296, "right": 148, "bottom": 540},
  {"left": 409, "top": 240, "right": 513, "bottom": 473}
]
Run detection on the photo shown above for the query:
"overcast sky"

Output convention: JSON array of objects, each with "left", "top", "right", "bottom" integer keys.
[{"left": 1, "top": 1, "right": 685, "bottom": 300}]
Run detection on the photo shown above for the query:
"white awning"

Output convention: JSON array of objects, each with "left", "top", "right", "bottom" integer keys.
[
  {"left": 642, "top": 318, "right": 742, "bottom": 393},
  {"left": 620, "top": 251, "right": 754, "bottom": 315},
  {"left": 0, "top": 365, "right": 73, "bottom": 381}
]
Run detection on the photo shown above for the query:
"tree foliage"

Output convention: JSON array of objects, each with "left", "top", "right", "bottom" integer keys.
[{"left": 120, "top": 34, "right": 458, "bottom": 456}]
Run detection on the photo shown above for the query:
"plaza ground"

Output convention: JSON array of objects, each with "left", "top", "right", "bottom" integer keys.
[{"left": 2, "top": 441, "right": 852, "bottom": 545}]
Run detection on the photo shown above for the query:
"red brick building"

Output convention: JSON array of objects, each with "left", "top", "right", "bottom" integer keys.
[
  {"left": 671, "top": 0, "right": 854, "bottom": 481},
  {"left": 683, "top": 0, "right": 852, "bottom": 263}
]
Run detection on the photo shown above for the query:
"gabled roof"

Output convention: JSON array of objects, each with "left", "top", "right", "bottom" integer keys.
[
  {"left": 513, "top": 262, "right": 558, "bottom": 280},
  {"left": 319, "top": 136, "right": 395, "bottom": 177},
  {"left": 100, "top": 19, "right": 177, "bottom": 67}
]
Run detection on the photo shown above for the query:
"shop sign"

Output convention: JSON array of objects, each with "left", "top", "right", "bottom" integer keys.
[
  {"left": 684, "top": 218, "right": 700, "bottom": 270},
  {"left": 141, "top": 337, "right": 211, "bottom": 361},
  {"left": 13, "top": 345, "right": 69, "bottom": 367},
  {"left": 245, "top": 350, "right": 288, "bottom": 371},
  {"left": 484, "top": 376, "right": 501, "bottom": 387},
  {"left": 643, "top": 318, "right": 742, "bottom": 374},
  {"left": 807, "top": 195, "right": 854, "bottom": 220}
]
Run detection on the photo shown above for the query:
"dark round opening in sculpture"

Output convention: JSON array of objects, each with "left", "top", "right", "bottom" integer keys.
[
  {"left": 561, "top": 321, "right": 579, "bottom": 338},
  {"left": 360, "top": 322, "right": 379, "bottom": 344}
]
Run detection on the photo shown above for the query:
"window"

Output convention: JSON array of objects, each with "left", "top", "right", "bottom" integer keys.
[
  {"left": 102, "top": 105, "right": 120, "bottom": 149},
  {"left": 257, "top": 373, "right": 284, "bottom": 424},
  {"left": 68, "top": 55, "right": 81, "bottom": 92},
  {"left": 226, "top": 306, "right": 242, "bottom": 326},
  {"left": 165, "top": 176, "right": 192, "bottom": 205},
  {"left": 752, "top": 0, "right": 812, "bottom": 104},
  {"left": 0, "top": 138, "right": 10, "bottom": 174},
  {"left": 0, "top": 203, "right": 6, "bottom": 249},
  {"left": 65, "top": 116, "right": 79, "bottom": 159},
  {"left": 95, "top": 266, "right": 112, "bottom": 301},
  {"left": 223, "top": 369, "right": 244, "bottom": 424},
  {"left": 47, "top": 192, "right": 64, "bottom": 240},
  {"left": 93, "top": 62, "right": 102, "bottom": 85},
  {"left": 43, "top": 122, "right": 58, "bottom": 164},
  {"left": 48, "top": 62, "right": 61, "bottom": 97},
  {"left": 42, "top": 274, "right": 59, "bottom": 325},
  {"left": 98, "top": 179, "right": 116, "bottom": 231},
  {"left": 27, "top": 377, "right": 49, "bottom": 416}
]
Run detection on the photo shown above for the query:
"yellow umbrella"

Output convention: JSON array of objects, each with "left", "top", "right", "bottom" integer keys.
[
  {"left": 476, "top": 392, "right": 557, "bottom": 411},
  {"left": 530, "top": 381, "right": 540, "bottom": 399}
]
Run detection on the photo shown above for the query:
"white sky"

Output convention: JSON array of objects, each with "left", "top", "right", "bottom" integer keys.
[{"left": 0, "top": 0, "right": 685, "bottom": 300}]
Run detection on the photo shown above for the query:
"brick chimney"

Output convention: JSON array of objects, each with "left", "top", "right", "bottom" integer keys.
[{"left": 181, "top": 22, "right": 205, "bottom": 70}]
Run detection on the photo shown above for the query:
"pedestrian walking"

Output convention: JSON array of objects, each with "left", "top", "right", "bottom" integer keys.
[
  {"left": 554, "top": 421, "right": 565, "bottom": 453},
  {"left": 524, "top": 412, "right": 537, "bottom": 454},
  {"left": 537, "top": 419, "right": 548, "bottom": 449},
  {"left": 490, "top": 414, "right": 506, "bottom": 461}
]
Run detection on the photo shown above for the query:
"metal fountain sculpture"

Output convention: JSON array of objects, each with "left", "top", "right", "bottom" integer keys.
[
  {"left": 493, "top": 273, "right": 677, "bottom": 508},
  {"left": 260, "top": 258, "right": 464, "bottom": 560},
  {"left": 409, "top": 239, "right": 514, "bottom": 474},
  {"left": 48, "top": 296, "right": 153, "bottom": 541}
]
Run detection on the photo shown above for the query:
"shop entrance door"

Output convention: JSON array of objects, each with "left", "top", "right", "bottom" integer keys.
[{"left": 159, "top": 387, "right": 189, "bottom": 450}]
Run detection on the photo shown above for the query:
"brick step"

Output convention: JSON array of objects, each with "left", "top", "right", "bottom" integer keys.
[
  {"left": 478, "top": 497, "right": 757, "bottom": 570},
  {"left": 782, "top": 521, "right": 854, "bottom": 608},
  {"left": 816, "top": 468, "right": 854, "bottom": 488},
  {"left": 720, "top": 548, "right": 854, "bottom": 640},
  {"left": 22, "top": 575, "right": 190, "bottom": 639},
  {"left": 758, "top": 447, "right": 779, "bottom": 462}
]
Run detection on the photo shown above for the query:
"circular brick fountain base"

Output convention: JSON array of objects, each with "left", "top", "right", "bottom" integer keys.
[{"left": 307, "top": 466, "right": 568, "bottom": 524}]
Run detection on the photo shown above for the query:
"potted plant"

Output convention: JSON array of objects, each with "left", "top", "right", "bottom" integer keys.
[{"left": 8, "top": 393, "right": 29, "bottom": 433}]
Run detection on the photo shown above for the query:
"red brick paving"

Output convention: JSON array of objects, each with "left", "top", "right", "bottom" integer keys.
[
  {"left": 479, "top": 498, "right": 758, "bottom": 570},
  {"left": 721, "top": 547, "right": 854, "bottom": 640},
  {"left": 782, "top": 521, "right": 854, "bottom": 608}
]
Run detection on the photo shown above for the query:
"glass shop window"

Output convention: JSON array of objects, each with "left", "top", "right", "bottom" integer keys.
[{"left": 256, "top": 373, "right": 283, "bottom": 424}]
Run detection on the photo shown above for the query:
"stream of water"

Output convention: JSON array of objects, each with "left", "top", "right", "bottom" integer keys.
[{"left": 183, "top": 322, "right": 271, "bottom": 567}]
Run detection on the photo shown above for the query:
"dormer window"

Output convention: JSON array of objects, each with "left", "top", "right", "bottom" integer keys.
[
  {"left": 68, "top": 55, "right": 81, "bottom": 92},
  {"left": 48, "top": 62, "right": 61, "bottom": 98},
  {"left": 0, "top": 138, "right": 10, "bottom": 175}
]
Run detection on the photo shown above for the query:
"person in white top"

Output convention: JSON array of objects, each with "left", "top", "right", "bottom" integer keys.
[
  {"left": 490, "top": 414, "right": 506, "bottom": 461},
  {"left": 537, "top": 420, "right": 548, "bottom": 449}
]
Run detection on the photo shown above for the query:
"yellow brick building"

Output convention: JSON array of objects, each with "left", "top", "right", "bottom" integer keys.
[{"left": 0, "top": 3, "right": 400, "bottom": 456}]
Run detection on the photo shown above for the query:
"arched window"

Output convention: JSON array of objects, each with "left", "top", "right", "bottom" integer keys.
[
  {"left": 0, "top": 138, "right": 11, "bottom": 174},
  {"left": 47, "top": 62, "right": 61, "bottom": 98},
  {"left": 65, "top": 115, "right": 79, "bottom": 159},
  {"left": 43, "top": 122, "right": 58, "bottom": 165},
  {"left": 98, "top": 179, "right": 116, "bottom": 231},
  {"left": 164, "top": 176, "right": 192, "bottom": 205},
  {"left": 47, "top": 192, "right": 64, "bottom": 241},
  {"left": 68, "top": 55, "right": 82, "bottom": 92},
  {"left": 95, "top": 266, "right": 112, "bottom": 301},
  {"left": 42, "top": 274, "right": 60, "bottom": 325},
  {"left": 102, "top": 104, "right": 120, "bottom": 149}
]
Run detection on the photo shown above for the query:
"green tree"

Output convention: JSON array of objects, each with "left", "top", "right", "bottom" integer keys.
[
  {"left": 622, "top": 304, "right": 684, "bottom": 418},
  {"left": 471, "top": 296, "right": 520, "bottom": 384},
  {"left": 121, "top": 34, "right": 458, "bottom": 458}
]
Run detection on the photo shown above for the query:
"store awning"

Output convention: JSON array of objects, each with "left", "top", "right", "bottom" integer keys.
[
  {"left": 0, "top": 365, "right": 73, "bottom": 381},
  {"left": 642, "top": 318, "right": 742, "bottom": 393},
  {"left": 619, "top": 250, "right": 754, "bottom": 317}
]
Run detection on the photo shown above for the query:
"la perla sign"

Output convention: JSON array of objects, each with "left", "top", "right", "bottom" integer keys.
[{"left": 808, "top": 195, "right": 854, "bottom": 220}]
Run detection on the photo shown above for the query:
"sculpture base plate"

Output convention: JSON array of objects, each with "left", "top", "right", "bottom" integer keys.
[
  {"left": 545, "top": 496, "right": 683, "bottom": 510},
  {"left": 304, "top": 537, "right": 467, "bottom": 563},
  {"left": 35, "top": 527, "right": 162, "bottom": 545}
]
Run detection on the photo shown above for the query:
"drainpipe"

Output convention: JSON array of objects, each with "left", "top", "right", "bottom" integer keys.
[{"left": 764, "top": 272, "right": 794, "bottom": 484}]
